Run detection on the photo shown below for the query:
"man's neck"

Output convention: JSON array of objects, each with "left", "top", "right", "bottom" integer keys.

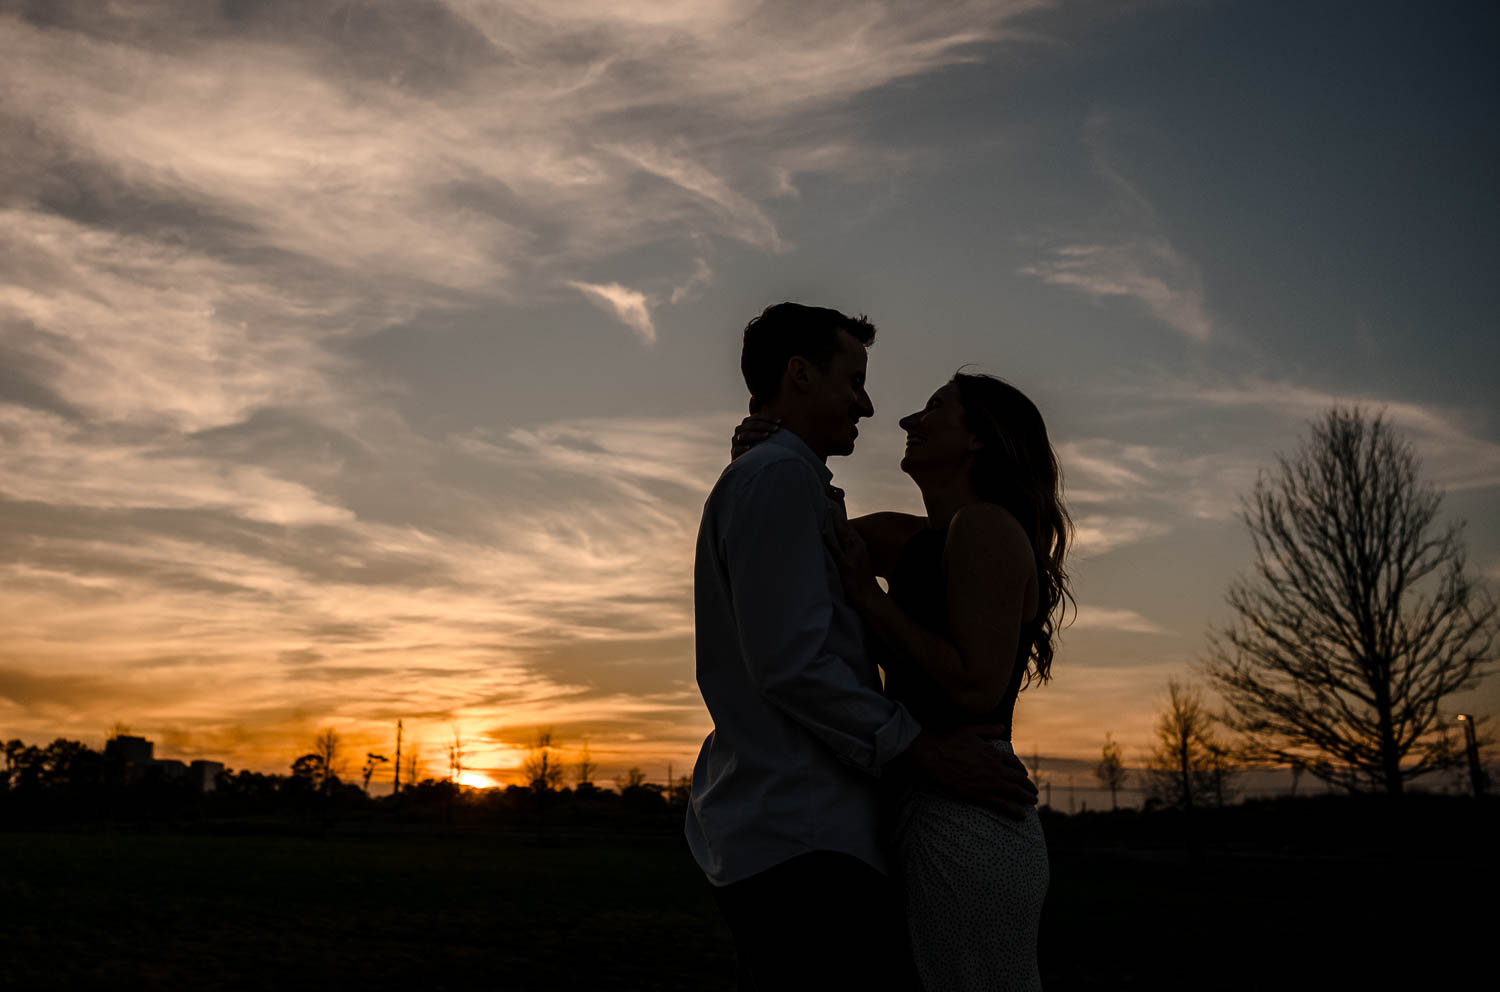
[{"left": 759, "top": 404, "right": 827, "bottom": 462}]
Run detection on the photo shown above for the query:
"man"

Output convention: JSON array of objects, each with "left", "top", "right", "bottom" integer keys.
[{"left": 686, "top": 303, "right": 1037, "bottom": 990}]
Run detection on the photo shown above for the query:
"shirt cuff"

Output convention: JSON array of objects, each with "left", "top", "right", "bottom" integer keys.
[{"left": 870, "top": 704, "right": 922, "bottom": 773}]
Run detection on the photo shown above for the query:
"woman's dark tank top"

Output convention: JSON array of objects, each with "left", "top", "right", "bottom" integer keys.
[{"left": 880, "top": 523, "right": 1034, "bottom": 737}]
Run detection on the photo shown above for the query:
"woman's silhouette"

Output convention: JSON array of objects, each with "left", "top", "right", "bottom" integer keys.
[{"left": 734, "top": 372, "right": 1070, "bottom": 991}]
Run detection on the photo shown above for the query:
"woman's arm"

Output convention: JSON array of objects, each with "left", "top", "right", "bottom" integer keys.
[
  {"left": 727, "top": 415, "right": 924, "bottom": 579},
  {"left": 849, "top": 512, "right": 925, "bottom": 579},
  {"left": 832, "top": 504, "right": 1036, "bottom": 717}
]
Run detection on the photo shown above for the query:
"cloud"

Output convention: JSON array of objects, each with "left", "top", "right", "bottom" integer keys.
[
  {"left": 0, "top": 407, "right": 735, "bottom": 777},
  {"left": 1020, "top": 240, "right": 1213, "bottom": 341},
  {"left": 670, "top": 257, "right": 715, "bottom": 305},
  {"left": 568, "top": 281, "right": 656, "bottom": 343},
  {"left": 1069, "top": 607, "right": 1169, "bottom": 635},
  {"left": 1154, "top": 378, "right": 1500, "bottom": 492},
  {"left": 1060, "top": 437, "right": 1261, "bottom": 522},
  {"left": 0, "top": 0, "right": 1111, "bottom": 776},
  {"left": 1070, "top": 514, "right": 1173, "bottom": 556},
  {"left": 1019, "top": 109, "right": 1214, "bottom": 341}
]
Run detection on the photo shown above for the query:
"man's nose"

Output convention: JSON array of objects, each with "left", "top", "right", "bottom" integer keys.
[{"left": 857, "top": 392, "right": 874, "bottom": 419}]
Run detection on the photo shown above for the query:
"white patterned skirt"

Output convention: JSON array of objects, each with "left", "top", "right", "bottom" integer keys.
[{"left": 893, "top": 742, "right": 1049, "bottom": 992}]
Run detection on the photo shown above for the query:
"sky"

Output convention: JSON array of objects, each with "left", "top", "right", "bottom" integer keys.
[{"left": 2, "top": 0, "right": 1497, "bottom": 790}]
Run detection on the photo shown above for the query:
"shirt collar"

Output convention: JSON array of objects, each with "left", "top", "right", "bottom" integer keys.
[{"left": 766, "top": 427, "right": 833, "bottom": 486}]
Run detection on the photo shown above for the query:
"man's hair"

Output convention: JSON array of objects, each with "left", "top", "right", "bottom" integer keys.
[{"left": 740, "top": 302, "right": 876, "bottom": 403}]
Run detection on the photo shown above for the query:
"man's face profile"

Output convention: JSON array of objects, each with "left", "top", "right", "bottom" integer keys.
[{"left": 805, "top": 328, "right": 873, "bottom": 458}]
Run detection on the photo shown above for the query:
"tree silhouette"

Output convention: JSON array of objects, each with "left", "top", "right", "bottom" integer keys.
[
  {"left": 447, "top": 726, "right": 465, "bottom": 785},
  {"left": 522, "top": 729, "right": 565, "bottom": 793},
  {"left": 361, "top": 753, "right": 388, "bottom": 795},
  {"left": 573, "top": 739, "right": 598, "bottom": 793},
  {"left": 290, "top": 753, "right": 325, "bottom": 793},
  {"left": 1145, "top": 680, "right": 1231, "bottom": 810},
  {"left": 1206, "top": 407, "right": 1497, "bottom": 794},
  {"left": 313, "top": 730, "right": 343, "bottom": 795},
  {"left": 403, "top": 743, "right": 421, "bottom": 789},
  {"left": 1096, "top": 733, "right": 1128, "bottom": 810}
]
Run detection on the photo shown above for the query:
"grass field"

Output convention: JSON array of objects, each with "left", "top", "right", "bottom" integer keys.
[{"left": 2, "top": 814, "right": 1491, "bottom": 990}]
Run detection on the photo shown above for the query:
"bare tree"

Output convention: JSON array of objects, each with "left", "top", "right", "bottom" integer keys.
[
  {"left": 1096, "top": 733, "right": 1128, "bottom": 810},
  {"left": 615, "top": 766, "right": 647, "bottom": 791},
  {"left": 573, "top": 739, "right": 598, "bottom": 791},
  {"left": 403, "top": 743, "right": 421, "bottom": 788},
  {"left": 447, "top": 726, "right": 465, "bottom": 785},
  {"left": 1206, "top": 407, "right": 1496, "bottom": 794},
  {"left": 361, "top": 753, "right": 388, "bottom": 795},
  {"left": 522, "top": 729, "right": 565, "bottom": 793},
  {"left": 314, "top": 729, "right": 343, "bottom": 794},
  {"left": 1145, "top": 679, "right": 1231, "bottom": 810}
]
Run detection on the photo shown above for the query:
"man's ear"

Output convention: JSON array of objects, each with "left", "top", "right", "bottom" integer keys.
[{"left": 783, "top": 355, "right": 813, "bottom": 394}]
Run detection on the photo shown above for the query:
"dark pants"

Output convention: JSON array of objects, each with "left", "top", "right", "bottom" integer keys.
[{"left": 710, "top": 851, "right": 920, "bottom": 992}]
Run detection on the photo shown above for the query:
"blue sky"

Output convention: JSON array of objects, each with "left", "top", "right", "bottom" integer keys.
[{"left": 1, "top": 0, "right": 1495, "bottom": 786}]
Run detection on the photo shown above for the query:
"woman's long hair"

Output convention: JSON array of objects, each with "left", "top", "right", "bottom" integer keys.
[{"left": 951, "top": 372, "right": 1073, "bottom": 686}]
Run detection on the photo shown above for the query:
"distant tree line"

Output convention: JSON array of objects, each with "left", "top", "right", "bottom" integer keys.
[{"left": 0, "top": 730, "right": 690, "bottom": 834}]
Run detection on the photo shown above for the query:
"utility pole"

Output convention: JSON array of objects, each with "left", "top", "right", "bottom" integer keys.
[
  {"left": 392, "top": 719, "right": 403, "bottom": 797},
  {"left": 1457, "top": 715, "right": 1487, "bottom": 797},
  {"left": 1032, "top": 749, "right": 1049, "bottom": 808}
]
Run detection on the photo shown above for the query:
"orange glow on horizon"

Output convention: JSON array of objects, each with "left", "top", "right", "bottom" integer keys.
[{"left": 458, "top": 770, "right": 497, "bottom": 790}]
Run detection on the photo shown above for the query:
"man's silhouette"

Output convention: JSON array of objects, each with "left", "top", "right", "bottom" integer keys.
[{"left": 686, "top": 303, "right": 1036, "bottom": 990}]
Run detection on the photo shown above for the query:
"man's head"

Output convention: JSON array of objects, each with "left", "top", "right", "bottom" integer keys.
[{"left": 740, "top": 302, "right": 876, "bottom": 460}]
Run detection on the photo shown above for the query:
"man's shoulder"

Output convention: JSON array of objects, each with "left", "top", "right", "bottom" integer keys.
[{"left": 712, "top": 441, "right": 819, "bottom": 498}]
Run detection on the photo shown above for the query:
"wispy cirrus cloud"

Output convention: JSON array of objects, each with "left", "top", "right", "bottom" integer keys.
[
  {"left": 1154, "top": 378, "right": 1500, "bottom": 492},
  {"left": 0, "top": 408, "right": 735, "bottom": 778},
  {"left": 568, "top": 281, "right": 656, "bottom": 344},
  {"left": 1070, "top": 513, "right": 1174, "bottom": 556},
  {"left": 1069, "top": 606, "right": 1169, "bottom": 635},
  {"left": 0, "top": 1, "right": 1055, "bottom": 775},
  {"left": 1019, "top": 110, "right": 1214, "bottom": 341},
  {"left": 1020, "top": 239, "right": 1213, "bottom": 341}
]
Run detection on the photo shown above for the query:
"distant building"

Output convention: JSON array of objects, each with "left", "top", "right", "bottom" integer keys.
[
  {"left": 103, "top": 735, "right": 225, "bottom": 793},
  {"left": 150, "top": 758, "right": 187, "bottom": 781},
  {"left": 104, "top": 735, "right": 154, "bottom": 785},
  {"left": 189, "top": 760, "right": 224, "bottom": 793}
]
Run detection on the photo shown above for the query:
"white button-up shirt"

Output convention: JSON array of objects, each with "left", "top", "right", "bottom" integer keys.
[{"left": 685, "top": 429, "right": 922, "bottom": 886}]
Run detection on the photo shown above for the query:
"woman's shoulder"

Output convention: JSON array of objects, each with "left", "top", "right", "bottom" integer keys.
[
  {"left": 850, "top": 511, "right": 927, "bottom": 576},
  {"left": 852, "top": 511, "right": 927, "bottom": 544},
  {"left": 947, "top": 502, "right": 1034, "bottom": 559}
]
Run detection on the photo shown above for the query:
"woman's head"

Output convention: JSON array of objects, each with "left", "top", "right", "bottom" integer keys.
[{"left": 904, "top": 372, "right": 1073, "bottom": 685}]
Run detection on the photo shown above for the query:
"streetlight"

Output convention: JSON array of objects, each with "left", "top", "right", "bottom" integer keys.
[{"left": 1455, "top": 715, "right": 1487, "bottom": 797}]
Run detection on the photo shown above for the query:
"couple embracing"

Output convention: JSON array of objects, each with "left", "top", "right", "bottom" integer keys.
[{"left": 686, "top": 303, "right": 1072, "bottom": 991}]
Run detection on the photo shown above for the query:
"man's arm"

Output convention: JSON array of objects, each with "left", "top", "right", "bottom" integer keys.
[
  {"left": 722, "top": 458, "right": 1037, "bottom": 815},
  {"left": 722, "top": 458, "right": 918, "bottom": 771}
]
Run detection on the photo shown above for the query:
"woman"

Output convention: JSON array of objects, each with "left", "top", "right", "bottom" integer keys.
[{"left": 733, "top": 372, "right": 1071, "bottom": 991}]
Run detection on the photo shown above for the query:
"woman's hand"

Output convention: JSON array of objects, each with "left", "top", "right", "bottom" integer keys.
[
  {"left": 730, "top": 414, "right": 781, "bottom": 460},
  {"left": 828, "top": 515, "right": 883, "bottom": 610}
]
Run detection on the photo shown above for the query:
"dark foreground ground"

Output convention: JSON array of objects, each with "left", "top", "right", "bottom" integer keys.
[{"left": 3, "top": 798, "right": 1494, "bottom": 990}]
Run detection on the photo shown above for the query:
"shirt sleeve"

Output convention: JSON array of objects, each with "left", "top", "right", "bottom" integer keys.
[{"left": 719, "top": 457, "right": 921, "bottom": 771}]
